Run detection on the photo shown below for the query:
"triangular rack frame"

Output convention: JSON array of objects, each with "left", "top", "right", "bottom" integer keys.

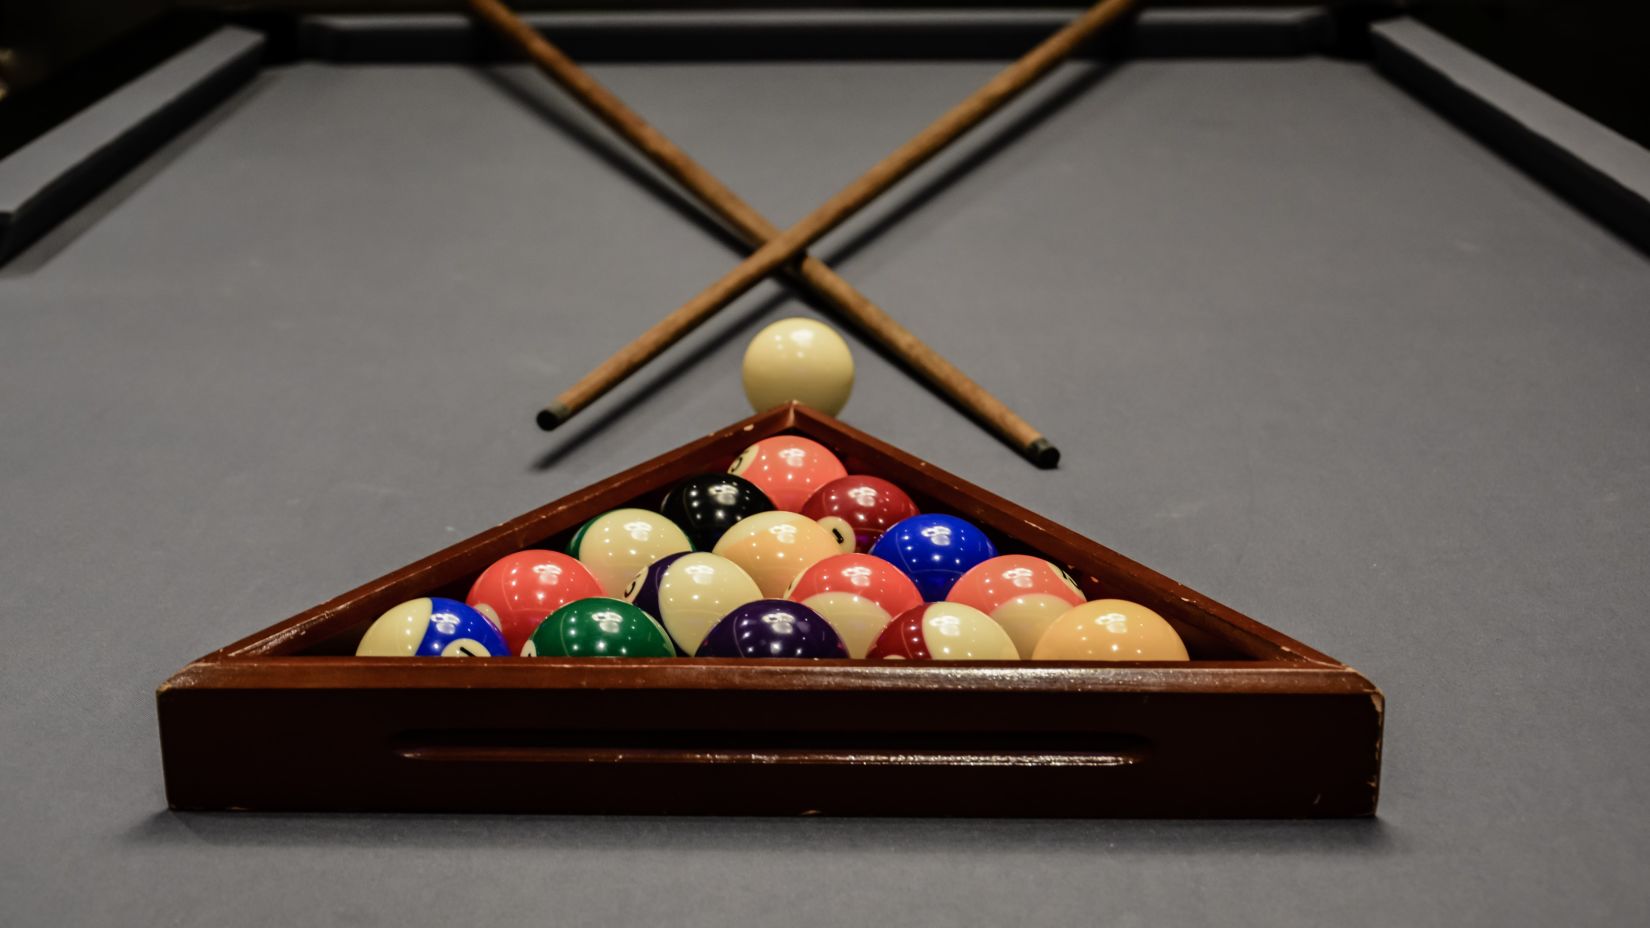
[{"left": 158, "top": 404, "right": 1381, "bottom": 817}]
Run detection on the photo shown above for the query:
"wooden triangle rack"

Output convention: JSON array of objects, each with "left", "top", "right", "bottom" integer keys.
[{"left": 158, "top": 404, "right": 1381, "bottom": 817}]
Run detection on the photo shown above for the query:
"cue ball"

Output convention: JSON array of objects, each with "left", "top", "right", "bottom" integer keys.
[
  {"left": 728, "top": 435, "right": 847, "bottom": 512},
  {"left": 465, "top": 550, "right": 605, "bottom": 655},
  {"left": 712, "top": 510, "right": 848, "bottom": 597},
  {"left": 523, "top": 597, "right": 675, "bottom": 658},
  {"left": 866, "top": 602, "right": 1018, "bottom": 661},
  {"left": 741, "top": 317, "right": 855, "bottom": 416},
  {"left": 784, "top": 553, "right": 922, "bottom": 657},
  {"left": 867, "top": 513, "right": 998, "bottom": 602},
  {"left": 659, "top": 473, "right": 773, "bottom": 551},
  {"left": 945, "top": 555, "right": 1086, "bottom": 658},
  {"left": 355, "top": 597, "right": 507, "bottom": 658},
  {"left": 800, "top": 475, "right": 920, "bottom": 553},
  {"left": 567, "top": 508, "right": 693, "bottom": 596},
  {"left": 1032, "top": 600, "right": 1190, "bottom": 661},
  {"left": 622, "top": 551, "right": 763, "bottom": 655},
  {"left": 695, "top": 599, "right": 848, "bottom": 658}
]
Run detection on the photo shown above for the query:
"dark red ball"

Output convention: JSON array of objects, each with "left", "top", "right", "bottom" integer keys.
[{"left": 800, "top": 475, "right": 920, "bottom": 553}]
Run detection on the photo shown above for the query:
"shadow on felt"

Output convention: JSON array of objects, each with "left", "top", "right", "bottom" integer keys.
[{"left": 125, "top": 808, "right": 1398, "bottom": 857}]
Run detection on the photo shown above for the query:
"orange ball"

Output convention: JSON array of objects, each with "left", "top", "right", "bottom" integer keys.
[
  {"left": 712, "top": 511, "right": 846, "bottom": 598},
  {"left": 728, "top": 436, "right": 847, "bottom": 512},
  {"left": 1031, "top": 600, "right": 1189, "bottom": 662}
]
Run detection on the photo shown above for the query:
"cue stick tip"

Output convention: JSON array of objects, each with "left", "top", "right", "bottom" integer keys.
[
  {"left": 1024, "top": 437, "right": 1060, "bottom": 469},
  {"left": 536, "top": 402, "right": 572, "bottom": 431}
]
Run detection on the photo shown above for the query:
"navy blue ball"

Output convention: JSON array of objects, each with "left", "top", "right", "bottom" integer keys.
[{"left": 695, "top": 600, "right": 847, "bottom": 658}]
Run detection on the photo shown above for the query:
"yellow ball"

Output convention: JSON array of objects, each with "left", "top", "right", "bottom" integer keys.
[
  {"left": 1032, "top": 600, "right": 1190, "bottom": 661},
  {"left": 741, "top": 317, "right": 854, "bottom": 415}
]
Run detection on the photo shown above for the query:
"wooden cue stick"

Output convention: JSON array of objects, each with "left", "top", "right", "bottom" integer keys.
[
  {"left": 509, "top": 0, "right": 1135, "bottom": 462},
  {"left": 466, "top": 0, "right": 1099, "bottom": 467}
]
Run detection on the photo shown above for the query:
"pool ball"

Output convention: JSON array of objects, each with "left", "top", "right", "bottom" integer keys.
[
  {"left": 867, "top": 513, "right": 998, "bottom": 602},
  {"left": 567, "top": 508, "right": 693, "bottom": 596},
  {"left": 659, "top": 473, "right": 773, "bottom": 551},
  {"left": 523, "top": 597, "right": 675, "bottom": 658},
  {"left": 945, "top": 555, "right": 1086, "bottom": 657},
  {"left": 622, "top": 551, "right": 763, "bottom": 655},
  {"left": 355, "top": 597, "right": 507, "bottom": 658},
  {"left": 800, "top": 475, "right": 920, "bottom": 553},
  {"left": 866, "top": 602, "right": 1018, "bottom": 661},
  {"left": 728, "top": 435, "right": 847, "bottom": 512},
  {"left": 1032, "top": 600, "right": 1189, "bottom": 661},
  {"left": 695, "top": 599, "right": 848, "bottom": 658},
  {"left": 465, "top": 550, "right": 605, "bottom": 655},
  {"left": 784, "top": 553, "right": 922, "bottom": 657},
  {"left": 712, "top": 510, "right": 849, "bottom": 597},
  {"left": 741, "top": 317, "right": 855, "bottom": 416}
]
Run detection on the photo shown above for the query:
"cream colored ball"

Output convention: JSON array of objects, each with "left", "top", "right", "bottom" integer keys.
[
  {"left": 742, "top": 317, "right": 855, "bottom": 415},
  {"left": 568, "top": 509, "right": 693, "bottom": 597}
]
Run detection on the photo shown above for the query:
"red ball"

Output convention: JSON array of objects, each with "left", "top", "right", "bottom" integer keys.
[
  {"left": 800, "top": 475, "right": 920, "bottom": 553},
  {"left": 784, "top": 553, "right": 923, "bottom": 657},
  {"left": 728, "top": 436, "right": 847, "bottom": 512},
  {"left": 465, "top": 550, "right": 605, "bottom": 655},
  {"left": 866, "top": 602, "right": 1019, "bottom": 661}
]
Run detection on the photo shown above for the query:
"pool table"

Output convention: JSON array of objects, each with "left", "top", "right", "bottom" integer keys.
[{"left": 1, "top": 4, "right": 1647, "bottom": 926}]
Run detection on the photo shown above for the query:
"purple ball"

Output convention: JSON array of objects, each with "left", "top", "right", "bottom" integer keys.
[{"left": 695, "top": 599, "right": 848, "bottom": 659}]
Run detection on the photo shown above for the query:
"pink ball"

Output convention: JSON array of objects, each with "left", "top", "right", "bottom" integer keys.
[{"left": 945, "top": 555, "right": 1086, "bottom": 658}]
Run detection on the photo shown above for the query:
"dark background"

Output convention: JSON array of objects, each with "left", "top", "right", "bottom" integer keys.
[{"left": 1, "top": 2, "right": 1648, "bottom": 159}]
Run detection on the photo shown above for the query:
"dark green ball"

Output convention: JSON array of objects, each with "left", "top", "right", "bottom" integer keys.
[{"left": 524, "top": 597, "right": 675, "bottom": 658}]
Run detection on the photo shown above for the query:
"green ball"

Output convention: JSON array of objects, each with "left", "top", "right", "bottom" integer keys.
[{"left": 523, "top": 597, "right": 675, "bottom": 658}]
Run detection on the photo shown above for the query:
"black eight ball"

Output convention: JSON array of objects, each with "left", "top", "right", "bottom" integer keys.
[{"left": 660, "top": 473, "right": 774, "bottom": 551}]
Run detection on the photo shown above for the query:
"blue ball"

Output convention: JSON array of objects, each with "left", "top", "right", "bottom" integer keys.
[
  {"left": 415, "top": 598, "right": 508, "bottom": 657},
  {"left": 868, "top": 514, "right": 998, "bottom": 602},
  {"left": 356, "top": 596, "right": 509, "bottom": 658}
]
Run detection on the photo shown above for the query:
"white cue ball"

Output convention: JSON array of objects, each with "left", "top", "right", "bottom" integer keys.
[{"left": 741, "top": 317, "right": 855, "bottom": 415}]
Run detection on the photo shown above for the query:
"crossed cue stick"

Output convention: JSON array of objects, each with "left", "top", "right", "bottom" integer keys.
[{"left": 470, "top": 0, "right": 1139, "bottom": 468}]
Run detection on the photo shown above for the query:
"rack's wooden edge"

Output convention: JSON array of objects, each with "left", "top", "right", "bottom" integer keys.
[
  {"left": 157, "top": 405, "right": 1383, "bottom": 818},
  {"left": 156, "top": 658, "right": 1382, "bottom": 817},
  {"left": 191, "top": 404, "right": 1346, "bottom": 670},
  {"left": 793, "top": 407, "right": 1346, "bottom": 668},
  {"left": 206, "top": 405, "right": 799, "bottom": 661},
  {"left": 159, "top": 655, "right": 1381, "bottom": 696}
]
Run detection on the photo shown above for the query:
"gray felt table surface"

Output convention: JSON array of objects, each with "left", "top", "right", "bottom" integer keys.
[{"left": 2, "top": 54, "right": 1648, "bottom": 927}]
